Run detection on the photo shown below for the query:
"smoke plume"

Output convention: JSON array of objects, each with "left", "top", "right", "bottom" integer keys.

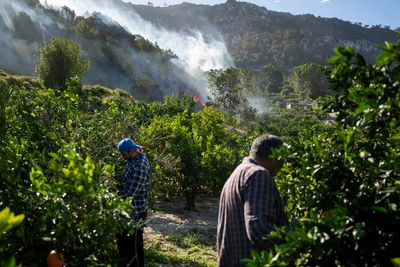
[{"left": 38, "top": 0, "right": 234, "bottom": 98}]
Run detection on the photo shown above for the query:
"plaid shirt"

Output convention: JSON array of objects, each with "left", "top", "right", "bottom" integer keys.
[
  {"left": 217, "top": 157, "right": 288, "bottom": 267},
  {"left": 118, "top": 153, "right": 151, "bottom": 217}
]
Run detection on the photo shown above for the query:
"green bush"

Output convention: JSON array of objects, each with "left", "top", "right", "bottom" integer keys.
[
  {"left": 27, "top": 144, "right": 133, "bottom": 265},
  {"left": 0, "top": 80, "right": 9, "bottom": 140},
  {"left": 1, "top": 73, "right": 249, "bottom": 264},
  {"left": 35, "top": 37, "right": 89, "bottom": 89},
  {"left": 244, "top": 38, "right": 400, "bottom": 266},
  {"left": 139, "top": 97, "right": 245, "bottom": 210},
  {"left": 207, "top": 67, "right": 256, "bottom": 122},
  {"left": 1, "top": 78, "right": 136, "bottom": 265}
]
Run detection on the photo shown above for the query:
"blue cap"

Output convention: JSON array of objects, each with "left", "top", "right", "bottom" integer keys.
[{"left": 117, "top": 138, "right": 142, "bottom": 152}]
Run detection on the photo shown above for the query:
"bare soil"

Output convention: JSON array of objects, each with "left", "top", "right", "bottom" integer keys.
[{"left": 145, "top": 195, "right": 219, "bottom": 246}]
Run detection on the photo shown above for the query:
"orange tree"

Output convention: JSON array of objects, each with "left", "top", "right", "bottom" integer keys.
[
  {"left": 28, "top": 143, "right": 133, "bottom": 266},
  {"left": 1, "top": 78, "right": 136, "bottom": 265},
  {"left": 244, "top": 38, "right": 400, "bottom": 266},
  {"left": 1, "top": 73, "right": 248, "bottom": 264},
  {"left": 139, "top": 97, "right": 246, "bottom": 210}
]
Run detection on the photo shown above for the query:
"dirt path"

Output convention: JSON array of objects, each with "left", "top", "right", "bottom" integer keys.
[{"left": 145, "top": 195, "right": 219, "bottom": 245}]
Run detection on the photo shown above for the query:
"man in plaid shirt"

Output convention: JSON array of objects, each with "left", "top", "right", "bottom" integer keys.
[
  {"left": 217, "top": 134, "right": 288, "bottom": 267},
  {"left": 117, "top": 138, "right": 151, "bottom": 267}
]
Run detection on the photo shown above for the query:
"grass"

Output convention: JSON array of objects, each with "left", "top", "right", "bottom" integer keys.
[{"left": 145, "top": 232, "right": 217, "bottom": 267}]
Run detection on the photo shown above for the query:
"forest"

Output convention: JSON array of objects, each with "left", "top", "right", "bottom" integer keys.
[{"left": 1, "top": 30, "right": 399, "bottom": 267}]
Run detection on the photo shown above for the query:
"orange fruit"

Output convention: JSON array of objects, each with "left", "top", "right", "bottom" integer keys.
[{"left": 47, "top": 249, "right": 64, "bottom": 267}]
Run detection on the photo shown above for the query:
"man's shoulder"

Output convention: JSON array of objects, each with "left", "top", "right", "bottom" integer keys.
[
  {"left": 237, "top": 159, "right": 271, "bottom": 182},
  {"left": 127, "top": 154, "right": 146, "bottom": 165},
  {"left": 247, "top": 165, "right": 269, "bottom": 180},
  {"left": 239, "top": 158, "right": 267, "bottom": 174},
  {"left": 135, "top": 154, "right": 150, "bottom": 167},
  {"left": 229, "top": 161, "right": 267, "bottom": 186}
]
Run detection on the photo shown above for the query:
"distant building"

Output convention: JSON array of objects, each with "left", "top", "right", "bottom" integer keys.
[{"left": 284, "top": 98, "right": 315, "bottom": 109}]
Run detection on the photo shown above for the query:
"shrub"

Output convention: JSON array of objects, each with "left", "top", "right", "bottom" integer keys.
[
  {"left": 35, "top": 37, "right": 89, "bottom": 89},
  {"left": 244, "top": 38, "right": 400, "bottom": 266},
  {"left": 139, "top": 97, "right": 245, "bottom": 210},
  {"left": 0, "top": 80, "right": 9, "bottom": 140},
  {"left": 27, "top": 144, "right": 133, "bottom": 265}
]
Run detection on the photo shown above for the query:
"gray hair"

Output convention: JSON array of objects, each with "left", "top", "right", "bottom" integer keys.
[{"left": 249, "top": 134, "right": 283, "bottom": 159}]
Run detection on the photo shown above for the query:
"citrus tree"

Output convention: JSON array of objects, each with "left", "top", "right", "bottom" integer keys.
[
  {"left": 1, "top": 72, "right": 249, "bottom": 264},
  {"left": 1, "top": 78, "right": 136, "bottom": 265},
  {"left": 28, "top": 143, "right": 133, "bottom": 266},
  {"left": 244, "top": 38, "right": 400, "bottom": 266},
  {"left": 139, "top": 97, "right": 245, "bottom": 210}
]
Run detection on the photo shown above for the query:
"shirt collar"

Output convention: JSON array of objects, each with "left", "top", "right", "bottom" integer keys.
[
  {"left": 128, "top": 153, "right": 143, "bottom": 162},
  {"left": 243, "top": 156, "right": 260, "bottom": 166}
]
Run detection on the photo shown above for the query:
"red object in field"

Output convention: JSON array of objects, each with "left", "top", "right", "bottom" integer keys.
[
  {"left": 193, "top": 95, "right": 200, "bottom": 103},
  {"left": 47, "top": 249, "right": 64, "bottom": 267}
]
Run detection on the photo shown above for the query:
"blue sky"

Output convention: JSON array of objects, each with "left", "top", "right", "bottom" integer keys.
[{"left": 127, "top": 0, "right": 400, "bottom": 29}]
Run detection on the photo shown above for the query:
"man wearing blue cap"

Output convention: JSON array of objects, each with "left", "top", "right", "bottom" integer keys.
[{"left": 116, "top": 138, "right": 151, "bottom": 267}]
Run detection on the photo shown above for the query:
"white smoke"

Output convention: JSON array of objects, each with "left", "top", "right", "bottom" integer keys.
[
  {"left": 0, "top": 1, "right": 43, "bottom": 74},
  {"left": 37, "top": 0, "right": 234, "bottom": 98},
  {"left": 0, "top": 1, "right": 59, "bottom": 32},
  {"left": 247, "top": 96, "right": 274, "bottom": 114}
]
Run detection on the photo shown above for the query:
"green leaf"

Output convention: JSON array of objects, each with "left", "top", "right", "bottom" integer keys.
[
  {"left": 355, "top": 102, "right": 369, "bottom": 116},
  {"left": 371, "top": 205, "right": 388, "bottom": 214},
  {"left": 329, "top": 54, "right": 342, "bottom": 64},
  {"left": 377, "top": 52, "right": 391, "bottom": 65},
  {"left": 0, "top": 208, "right": 24, "bottom": 233},
  {"left": 0, "top": 207, "right": 11, "bottom": 225},
  {"left": 3, "top": 256, "right": 16, "bottom": 267},
  {"left": 392, "top": 258, "right": 400, "bottom": 267},
  {"left": 390, "top": 132, "right": 400, "bottom": 143},
  {"left": 62, "top": 167, "right": 70, "bottom": 176},
  {"left": 49, "top": 152, "right": 60, "bottom": 160}
]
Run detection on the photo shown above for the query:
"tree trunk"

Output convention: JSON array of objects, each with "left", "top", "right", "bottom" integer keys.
[{"left": 184, "top": 193, "right": 197, "bottom": 211}]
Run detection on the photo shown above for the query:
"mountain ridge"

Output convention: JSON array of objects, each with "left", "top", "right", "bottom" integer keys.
[
  {"left": 129, "top": 0, "right": 397, "bottom": 72},
  {"left": 0, "top": 0, "right": 397, "bottom": 99}
]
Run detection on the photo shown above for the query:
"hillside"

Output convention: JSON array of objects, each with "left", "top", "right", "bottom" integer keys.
[
  {"left": 130, "top": 0, "right": 398, "bottom": 72},
  {"left": 0, "top": 0, "right": 199, "bottom": 100},
  {"left": 0, "top": 0, "right": 398, "bottom": 99}
]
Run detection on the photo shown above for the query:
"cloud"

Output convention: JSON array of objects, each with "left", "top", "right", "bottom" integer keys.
[{"left": 320, "top": 0, "right": 330, "bottom": 3}]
